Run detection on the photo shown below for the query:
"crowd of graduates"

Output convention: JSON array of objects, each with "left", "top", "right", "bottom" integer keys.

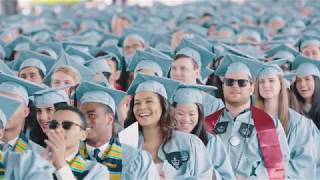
[{"left": 0, "top": 0, "right": 320, "bottom": 179}]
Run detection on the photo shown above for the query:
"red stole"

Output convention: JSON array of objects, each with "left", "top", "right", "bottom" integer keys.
[{"left": 205, "top": 106, "right": 285, "bottom": 180}]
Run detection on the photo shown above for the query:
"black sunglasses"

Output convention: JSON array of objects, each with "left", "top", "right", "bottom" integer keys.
[
  {"left": 49, "top": 120, "right": 84, "bottom": 130},
  {"left": 223, "top": 78, "right": 251, "bottom": 87}
]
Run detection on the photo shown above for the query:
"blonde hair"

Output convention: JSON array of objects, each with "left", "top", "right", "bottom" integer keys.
[
  {"left": 255, "top": 75, "right": 289, "bottom": 135},
  {"left": 53, "top": 65, "right": 81, "bottom": 84}
]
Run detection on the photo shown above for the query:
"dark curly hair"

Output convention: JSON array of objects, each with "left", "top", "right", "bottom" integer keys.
[{"left": 124, "top": 93, "right": 174, "bottom": 143}]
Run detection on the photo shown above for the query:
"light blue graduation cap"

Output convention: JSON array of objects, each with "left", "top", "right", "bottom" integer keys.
[
  {"left": 61, "top": 40, "right": 93, "bottom": 54},
  {"left": 177, "top": 23, "right": 208, "bottom": 37},
  {"left": 144, "top": 46, "right": 172, "bottom": 59},
  {"left": 265, "top": 15, "right": 285, "bottom": 26},
  {"left": 182, "top": 33, "right": 213, "bottom": 52},
  {"left": 234, "top": 43, "right": 266, "bottom": 59},
  {"left": 89, "top": 45, "right": 124, "bottom": 70},
  {"left": 79, "top": 18, "right": 102, "bottom": 31},
  {"left": 220, "top": 44, "right": 256, "bottom": 59},
  {"left": 215, "top": 54, "right": 265, "bottom": 80},
  {"left": 0, "top": 60, "right": 16, "bottom": 76},
  {"left": 98, "top": 33, "right": 120, "bottom": 47},
  {"left": 24, "top": 28, "right": 55, "bottom": 42},
  {"left": 9, "top": 50, "right": 56, "bottom": 76},
  {"left": 0, "top": 96, "right": 22, "bottom": 127},
  {"left": 258, "top": 61, "right": 285, "bottom": 78},
  {"left": 4, "top": 36, "right": 32, "bottom": 59},
  {"left": 216, "top": 23, "right": 237, "bottom": 36},
  {"left": 177, "top": 12, "right": 198, "bottom": 25},
  {"left": 264, "top": 44, "right": 300, "bottom": 62},
  {"left": 172, "top": 84, "right": 217, "bottom": 105},
  {"left": 75, "top": 81, "right": 126, "bottom": 114},
  {"left": 237, "top": 26, "right": 269, "bottom": 43},
  {"left": 175, "top": 38, "right": 216, "bottom": 79},
  {"left": 296, "top": 35, "right": 320, "bottom": 51},
  {"left": 84, "top": 55, "right": 112, "bottom": 74},
  {"left": 33, "top": 86, "right": 70, "bottom": 108},
  {"left": 120, "top": 27, "right": 149, "bottom": 47},
  {"left": 31, "top": 42, "right": 63, "bottom": 60},
  {"left": 113, "top": 12, "right": 135, "bottom": 23},
  {"left": 127, "top": 50, "right": 172, "bottom": 77},
  {"left": 127, "top": 73, "right": 180, "bottom": 101},
  {"left": 42, "top": 51, "right": 96, "bottom": 85},
  {"left": 154, "top": 43, "right": 175, "bottom": 58},
  {"left": 292, "top": 55, "right": 320, "bottom": 78},
  {"left": 0, "top": 72, "right": 44, "bottom": 104},
  {"left": 78, "top": 28, "right": 104, "bottom": 46},
  {"left": 65, "top": 46, "right": 94, "bottom": 62}
]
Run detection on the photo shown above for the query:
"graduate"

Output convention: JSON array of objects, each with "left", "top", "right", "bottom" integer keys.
[
  {"left": 30, "top": 87, "right": 71, "bottom": 147},
  {"left": 122, "top": 33, "right": 147, "bottom": 66},
  {"left": 0, "top": 72, "right": 45, "bottom": 154},
  {"left": 90, "top": 46, "right": 124, "bottom": 89},
  {"left": 75, "top": 81, "right": 160, "bottom": 179},
  {"left": 9, "top": 50, "right": 55, "bottom": 85},
  {"left": 0, "top": 95, "right": 55, "bottom": 179},
  {"left": 43, "top": 50, "right": 96, "bottom": 90},
  {"left": 291, "top": 55, "right": 320, "bottom": 129},
  {"left": 254, "top": 62, "right": 317, "bottom": 178},
  {"left": 297, "top": 35, "right": 320, "bottom": 60},
  {"left": 46, "top": 105, "right": 110, "bottom": 179},
  {"left": 172, "top": 39, "right": 225, "bottom": 116},
  {"left": 84, "top": 55, "right": 113, "bottom": 86},
  {"left": 205, "top": 54, "right": 291, "bottom": 179},
  {"left": 172, "top": 83, "right": 235, "bottom": 180},
  {"left": 126, "top": 48, "right": 172, "bottom": 78},
  {"left": 125, "top": 74, "right": 213, "bottom": 179}
]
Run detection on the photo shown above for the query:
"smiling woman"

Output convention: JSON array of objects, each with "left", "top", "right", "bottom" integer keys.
[{"left": 125, "top": 74, "right": 213, "bottom": 179}]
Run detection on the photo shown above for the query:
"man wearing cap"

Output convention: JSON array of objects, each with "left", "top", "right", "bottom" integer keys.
[
  {"left": 46, "top": 105, "right": 110, "bottom": 179},
  {"left": 0, "top": 73, "right": 45, "bottom": 154},
  {"left": 76, "top": 81, "right": 159, "bottom": 179},
  {"left": 205, "top": 54, "right": 290, "bottom": 179},
  {"left": 0, "top": 96, "right": 55, "bottom": 179},
  {"left": 123, "top": 34, "right": 147, "bottom": 66},
  {"left": 299, "top": 36, "right": 320, "bottom": 60},
  {"left": 171, "top": 41, "right": 225, "bottom": 116}
]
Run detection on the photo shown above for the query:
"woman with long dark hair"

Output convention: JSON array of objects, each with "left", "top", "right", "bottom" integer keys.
[
  {"left": 29, "top": 87, "right": 70, "bottom": 147},
  {"left": 291, "top": 56, "right": 320, "bottom": 129},
  {"left": 172, "top": 84, "right": 235, "bottom": 180},
  {"left": 125, "top": 74, "right": 213, "bottom": 179},
  {"left": 255, "top": 63, "right": 317, "bottom": 178}
]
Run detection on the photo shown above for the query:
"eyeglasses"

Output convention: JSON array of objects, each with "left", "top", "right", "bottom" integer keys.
[
  {"left": 49, "top": 120, "right": 85, "bottom": 130},
  {"left": 223, "top": 78, "right": 251, "bottom": 87}
]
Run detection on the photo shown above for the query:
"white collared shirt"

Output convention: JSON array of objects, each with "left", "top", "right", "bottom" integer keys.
[
  {"left": 86, "top": 141, "right": 109, "bottom": 156},
  {"left": 4, "top": 136, "right": 19, "bottom": 150}
]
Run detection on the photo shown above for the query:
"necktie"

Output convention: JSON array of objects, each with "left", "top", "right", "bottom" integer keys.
[{"left": 93, "top": 148, "right": 100, "bottom": 159}]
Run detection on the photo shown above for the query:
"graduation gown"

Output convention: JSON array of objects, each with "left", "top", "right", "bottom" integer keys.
[
  {"left": 138, "top": 130, "right": 213, "bottom": 179},
  {"left": 206, "top": 133, "right": 235, "bottom": 180},
  {"left": 4, "top": 149, "right": 55, "bottom": 179},
  {"left": 212, "top": 109, "right": 290, "bottom": 179},
  {"left": 285, "top": 109, "right": 317, "bottom": 179}
]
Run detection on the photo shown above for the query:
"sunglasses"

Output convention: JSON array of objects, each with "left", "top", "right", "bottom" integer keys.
[
  {"left": 49, "top": 120, "right": 85, "bottom": 130},
  {"left": 223, "top": 78, "right": 251, "bottom": 87}
]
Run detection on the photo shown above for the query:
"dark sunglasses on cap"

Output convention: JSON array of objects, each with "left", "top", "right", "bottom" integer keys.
[
  {"left": 223, "top": 78, "right": 251, "bottom": 87},
  {"left": 49, "top": 120, "right": 85, "bottom": 130}
]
